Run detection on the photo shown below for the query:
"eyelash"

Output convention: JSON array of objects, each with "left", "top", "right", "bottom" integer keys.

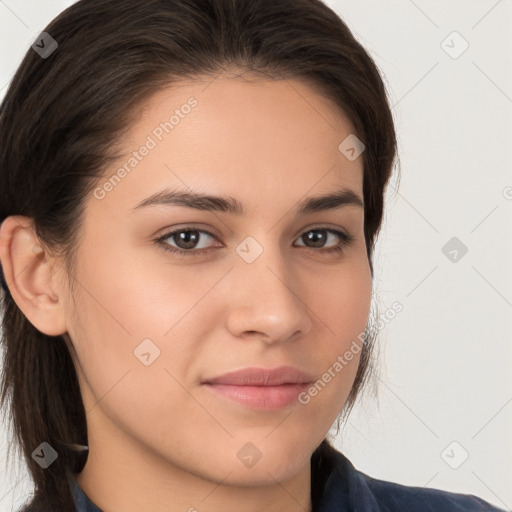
[{"left": 154, "top": 226, "right": 355, "bottom": 258}]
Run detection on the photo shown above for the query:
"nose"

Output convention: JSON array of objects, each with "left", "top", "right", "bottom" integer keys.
[{"left": 223, "top": 241, "right": 314, "bottom": 345}]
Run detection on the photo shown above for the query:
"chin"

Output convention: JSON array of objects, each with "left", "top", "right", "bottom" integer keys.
[
  {"left": 228, "top": 442, "right": 310, "bottom": 485},
  {"left": 222, "top": 461, "right": 306, "bottom": 488}
]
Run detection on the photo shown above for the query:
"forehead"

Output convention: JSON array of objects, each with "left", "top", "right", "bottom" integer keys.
[{"left": 91, "top": 74, "right": 364, "bottom": 217}]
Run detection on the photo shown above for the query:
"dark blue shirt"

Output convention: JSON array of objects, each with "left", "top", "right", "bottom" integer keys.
[{"left": 67, "top": 440, "right": 505, "bottom": 511}]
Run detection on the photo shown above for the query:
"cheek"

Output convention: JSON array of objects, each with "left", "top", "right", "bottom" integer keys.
[
  {"left": 308, "top": 259, "right": 372, "bottom": 393},
  {"left": 315, "top": 258, "right": 372, "bottom": 344},
  {"left": 65, "top": 244, "right": 209, "bottom": 420},
  {"left": 67, "top": 282, "right": 198, "bottom": 442},
  {"left": 69, "top": 236, "right": 198, "bottom": 342}
]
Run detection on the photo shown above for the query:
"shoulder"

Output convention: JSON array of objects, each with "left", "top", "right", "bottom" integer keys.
[
  {"left": 311, "top": 440, "right": 506, "bottom": 512},
  {"left": 362, "top": 472, "right": 504, "bottom": 511}
]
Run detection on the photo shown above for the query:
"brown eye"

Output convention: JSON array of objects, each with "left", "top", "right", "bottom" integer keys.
[
  {"left": 294, "top": 228, "right": 354, "bottom": 254},
  {"left": 155, "top": 227, "right": 219, "bottom": 256}
]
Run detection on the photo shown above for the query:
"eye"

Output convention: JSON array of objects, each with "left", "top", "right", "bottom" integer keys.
[
  {"left": 294, "top": 228, "right": 354, "bottom": 254},
  {"left": 155, "top": 226, "right": 354, "bottom": 257},
  {"left": 158, "top": 228, "right": 217, "bottom": 253}
]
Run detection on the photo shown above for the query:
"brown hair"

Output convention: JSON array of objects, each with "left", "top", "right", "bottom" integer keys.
[{"left": 0, "top": 0, "right": 398, "bottom": 509}]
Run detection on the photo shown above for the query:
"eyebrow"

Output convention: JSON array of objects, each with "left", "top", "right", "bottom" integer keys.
[{"left": 131, "top": 186, "right": 364, "bottom": 215}]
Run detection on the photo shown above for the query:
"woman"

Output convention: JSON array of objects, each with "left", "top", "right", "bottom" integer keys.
[{"left": 0, "top": 0, "right": 504, "bottom": 511}]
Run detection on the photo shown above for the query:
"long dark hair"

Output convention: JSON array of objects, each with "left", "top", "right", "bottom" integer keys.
[{"left": 0, "top": 0, "right": 398, "bottom": 510}]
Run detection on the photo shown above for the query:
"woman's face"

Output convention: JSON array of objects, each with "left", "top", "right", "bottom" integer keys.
[{"left": 59, "top": 74, "right": 372, "bottom": 486}]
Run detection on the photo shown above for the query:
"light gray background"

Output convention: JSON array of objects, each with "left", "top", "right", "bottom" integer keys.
[{"left": 1, "top": 0, "right": 511, "bottom": 511}]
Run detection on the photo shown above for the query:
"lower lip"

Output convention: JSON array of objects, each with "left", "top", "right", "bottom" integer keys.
[{"left": 202, "top": 383, "right": 311, "bottom": 410}]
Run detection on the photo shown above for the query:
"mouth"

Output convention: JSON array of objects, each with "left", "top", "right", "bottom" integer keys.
[{"left": 201, "top": 365, "right": 313, "bottom": 410}]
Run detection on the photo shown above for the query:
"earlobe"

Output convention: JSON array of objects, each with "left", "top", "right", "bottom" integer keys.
[{"left": 0, "top": 215, "right": 68, "bottom": 336}]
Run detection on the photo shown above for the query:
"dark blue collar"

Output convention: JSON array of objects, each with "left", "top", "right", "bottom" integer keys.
[{"left": 70, "top": 477, "right": 102, "bottom": 512}]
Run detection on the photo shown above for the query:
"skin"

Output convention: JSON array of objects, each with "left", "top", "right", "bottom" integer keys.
[{"left": 0, "top": 72, "right": 372, "bottom": 512}]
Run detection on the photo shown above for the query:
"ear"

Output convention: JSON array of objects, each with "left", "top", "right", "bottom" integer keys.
[{"left": 0, "top": 215, "right": 68, "bottom": 336}]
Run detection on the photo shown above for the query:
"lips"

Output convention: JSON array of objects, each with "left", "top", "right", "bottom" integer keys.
[
  {"left": 202, "top": 365, "right": 314, "bottom": 386},
  {"left": 201, "top": 366, "right": 314, "bottom": 410}
]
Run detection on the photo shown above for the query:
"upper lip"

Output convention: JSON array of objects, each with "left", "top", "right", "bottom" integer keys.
[{"left": 202, "top": 365, "right": 314, "bottom": 386}]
